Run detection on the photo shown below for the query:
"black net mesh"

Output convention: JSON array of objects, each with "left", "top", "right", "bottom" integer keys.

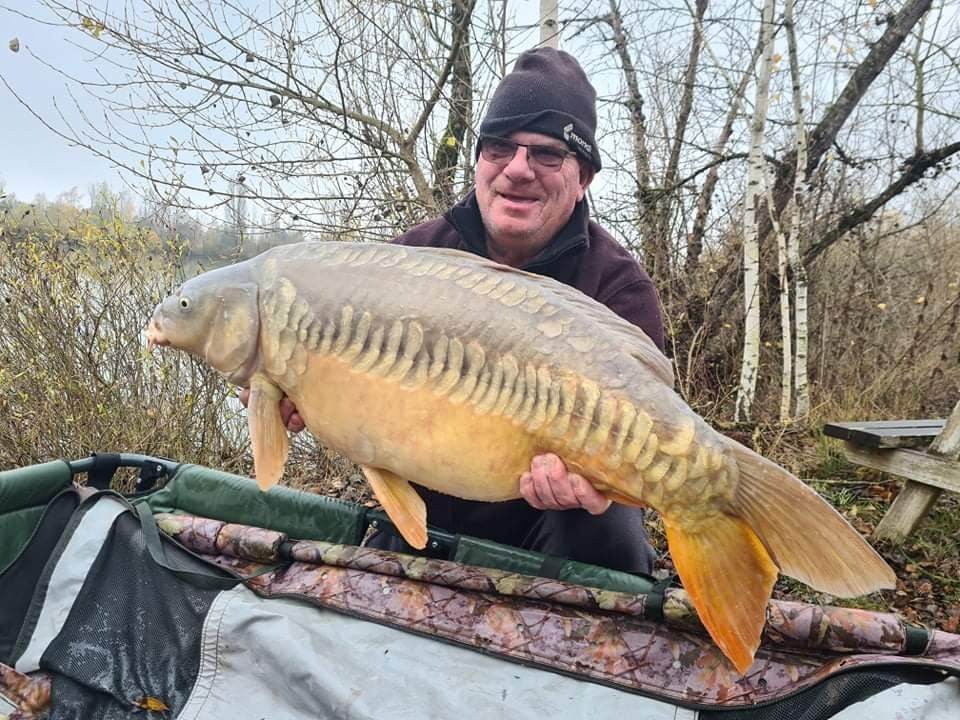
[
  {"left": 40, "top": 511, "right": 220, "bottom": 719},
  {"left": 700, "top": 666, "right": 947, "bottom": 720},
  {"left": 0, "top": 491, "right": 79, "bottom": 663}
]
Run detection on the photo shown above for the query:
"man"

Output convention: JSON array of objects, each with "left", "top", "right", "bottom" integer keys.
[{"left": 248, "top": 48, "right": 665, "bottom": 575}]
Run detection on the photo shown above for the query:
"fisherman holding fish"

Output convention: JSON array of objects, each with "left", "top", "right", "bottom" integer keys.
[
  {"left": 241, "top": 48, "right": 665, "bottom": 576},
  {"left": 151, "top": 48, "right": 895, "bottom": 673}
]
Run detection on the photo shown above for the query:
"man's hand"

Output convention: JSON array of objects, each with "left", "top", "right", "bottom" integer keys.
[
  {"left": 237, "top": 387, "right": 306, "bottom": 433},
  {"left": 519, "top": 453, "right": 611, "bottom": 515}
]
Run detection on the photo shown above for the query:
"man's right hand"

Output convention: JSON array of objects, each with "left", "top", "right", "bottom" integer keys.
[
  {"left": 519, "top": 453, "right": 611, "bottom": 515},
  {"left": 237, "top": 387, "right": 306, "bottom": 433}
]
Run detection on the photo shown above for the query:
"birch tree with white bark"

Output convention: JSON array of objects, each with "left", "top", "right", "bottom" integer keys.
[
  {"left": 539, "top": 0, "right": 559, "bottom": 48},
  {"left": 735, "top": 0, "right": 777, "bottom": 422},
  {"left": 784, "top": 0, "right": 810, "bottom": 419}
]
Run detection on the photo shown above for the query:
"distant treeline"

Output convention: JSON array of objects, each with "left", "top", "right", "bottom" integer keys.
[{"left": 0, "top": 185, "right": 305, "bottom": 264}]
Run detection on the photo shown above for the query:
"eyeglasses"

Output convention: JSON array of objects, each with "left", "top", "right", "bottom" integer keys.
[{"left": 479, "top": 135, "right": 575, "bottom": 172}]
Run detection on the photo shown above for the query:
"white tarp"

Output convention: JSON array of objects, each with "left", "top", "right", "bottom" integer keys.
[{"left": 177, "top": 586, "right": 697, "bottom": 720}]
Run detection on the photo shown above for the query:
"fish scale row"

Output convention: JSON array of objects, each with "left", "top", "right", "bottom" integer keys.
[
  {"left": 261, "top": 278, "right": 730, "bottom": 504},
  {"left": 288, "top": 242, "right": 558, "bottom": 318}
]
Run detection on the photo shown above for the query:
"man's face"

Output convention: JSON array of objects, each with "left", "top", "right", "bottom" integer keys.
[{"left": 475, "top": 130, "right": 594, "bottom": 267}]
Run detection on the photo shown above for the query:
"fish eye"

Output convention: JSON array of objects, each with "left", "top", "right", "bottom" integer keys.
[{"left": 179, "top": 297, "right": 191, "bottom": 309}]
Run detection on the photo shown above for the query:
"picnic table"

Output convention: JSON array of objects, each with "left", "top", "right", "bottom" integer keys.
[{"left": 823, "top": 399, "right": 960, "bottom": 541}]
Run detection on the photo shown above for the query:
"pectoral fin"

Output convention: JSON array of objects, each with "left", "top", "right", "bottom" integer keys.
[
  {"left": 361, "top": 465, "right": 428, "bottom": 550},
  {"left": 663, "top": 513, "right": 778, "bottom": 674},
  {"left": 248, "top": 376, "right": 289, "bottom": 491}
]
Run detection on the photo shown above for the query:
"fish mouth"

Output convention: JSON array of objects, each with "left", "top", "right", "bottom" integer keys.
[{"left": 145, "top": 318, "right": 168, "bottom": 351}]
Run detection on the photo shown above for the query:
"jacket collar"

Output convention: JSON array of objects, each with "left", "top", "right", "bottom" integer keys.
[{"left": 445, "top": 189, "right": 590, "bottom": 271}]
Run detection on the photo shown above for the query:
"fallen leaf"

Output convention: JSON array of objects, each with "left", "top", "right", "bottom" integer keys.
[{"left": 945, "top": 607, "right": 959, "bottom": 634}]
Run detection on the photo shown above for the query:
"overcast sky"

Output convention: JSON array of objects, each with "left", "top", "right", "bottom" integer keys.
[
  {"left": 0, "top": 4, "right": 128, "bottom": 203},
  {"left": 0, "top": 1, "right": 548, "bottom": 207}
]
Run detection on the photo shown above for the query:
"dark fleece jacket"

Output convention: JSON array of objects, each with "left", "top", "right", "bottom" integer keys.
[{"left": 394, "top": 190, "right": 665, "bottom": 351}]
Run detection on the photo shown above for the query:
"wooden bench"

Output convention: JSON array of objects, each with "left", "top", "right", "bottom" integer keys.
[{"left": 823, "top": 399, "right": 960, "bottom": 541}]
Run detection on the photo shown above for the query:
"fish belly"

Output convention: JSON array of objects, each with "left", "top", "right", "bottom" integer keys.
[{"left": 288, "top": 352, "right": 538, "bottom": 501}]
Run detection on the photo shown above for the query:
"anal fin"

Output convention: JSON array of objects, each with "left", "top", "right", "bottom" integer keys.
[
  {"left": 248, "top": 376, "right": 290, "bottom": 491},
  {"left": 362, "top": 465, "right": 428, "bottom": 550},
  {"left": 663, "top": 513, "right": 778, "bottom": 674}
]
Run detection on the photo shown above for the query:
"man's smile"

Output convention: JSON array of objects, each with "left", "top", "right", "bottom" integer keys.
[{"left": 496, "top": 191, "right": 540, "bottom": 208}]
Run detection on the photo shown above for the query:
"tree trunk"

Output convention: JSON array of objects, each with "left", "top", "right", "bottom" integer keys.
[
  {"left": 735, "top": 0, "right": 776, "bottom": 422},
  {"left": 769, "top": 0, "right": 934, "bottom": 240},
  {"left": 785, "top": 0, "right": 810, "bottom": 418},
  {"left": 606, "top": 1, "right": 657, "bottom": 271},
  {"left": 769, "top": 183, "right": 793, "bottom": 422},
  {"left": 708, "top": 0, "right": 936, "bottom": 368},
  {"left": 539, "top": 0, "right": 559, "bottom": 48},
  {"left": 431, "top": 0, "right": 475, "bottom": 209}
]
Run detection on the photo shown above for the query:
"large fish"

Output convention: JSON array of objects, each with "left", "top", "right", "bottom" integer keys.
[{"left": 145, "top": 241, "right": 895, "bottom": 672}]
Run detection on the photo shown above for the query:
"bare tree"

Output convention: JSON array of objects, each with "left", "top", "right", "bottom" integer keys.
[
  {"left": 735, "top": 0, "right": 776, "bottom": 423},
  {"left": 783, "top": 0, "right": 810, "bottom": 419},
  {"left": 6, "top": 0, "right": 487, "bottom": 239},
  {"left": 431, "top": 0, "right": 477, "bottom": 209},
  {"left": 5, "top": 0, "right": 960, "bottom": 423}
]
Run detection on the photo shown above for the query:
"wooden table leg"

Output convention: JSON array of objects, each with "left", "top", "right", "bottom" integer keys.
[{"left": 873, "top": 481, "right": 943, "bottom": 542}]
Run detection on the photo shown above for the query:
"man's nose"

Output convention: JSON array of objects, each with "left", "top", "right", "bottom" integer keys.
[{"left": 502, "top": 146, "right": 536, "bottom": 179}]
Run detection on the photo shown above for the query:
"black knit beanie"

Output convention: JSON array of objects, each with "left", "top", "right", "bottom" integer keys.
[{"left": 478, "top": 47, "right": 602, "bottom": 171}]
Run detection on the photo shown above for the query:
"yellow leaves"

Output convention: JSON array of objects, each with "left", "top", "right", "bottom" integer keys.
[
  {"left": 444, "top": 135, "right": 458, "bottom": 148},
  {"left": 876, "top": 302, "right": 887, "bottom": 310},
  {"left": 83, "top": 223, "right": 102, "bottom": 244},
  {"left": 948, "top": 281, "right": 959, "bottom": 291},
  {"left": 915, "top": 296, "right": 926, "bottom": 304},
  {"left": 771, "top": 53, "right": 782, "bottom": 64},
  {"left": 80, "top": 16, "right": 106, "bottom": 39},
  {"left": 133, "top": 696, "right": 170, "bottom": 713},
  {"left": 868, "top": 0, "right": 877, "bottom": 7}
]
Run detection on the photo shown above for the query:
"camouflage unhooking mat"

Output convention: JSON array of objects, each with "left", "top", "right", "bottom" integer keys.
[{"left": 1, "top": 455, "right": 958, "bottom": 719}]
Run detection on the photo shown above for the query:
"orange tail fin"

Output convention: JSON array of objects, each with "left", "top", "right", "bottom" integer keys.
[
  {"left": 727, "top": 440, "right": 896, "bottom": 596},
  {"left": 663, "top": 513, "right": 778, "bottom": 674}
]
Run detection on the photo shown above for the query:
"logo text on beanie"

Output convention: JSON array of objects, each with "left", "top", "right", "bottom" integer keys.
[{"left": 563, "top": 123, "right": 593, "bottom": 158}]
